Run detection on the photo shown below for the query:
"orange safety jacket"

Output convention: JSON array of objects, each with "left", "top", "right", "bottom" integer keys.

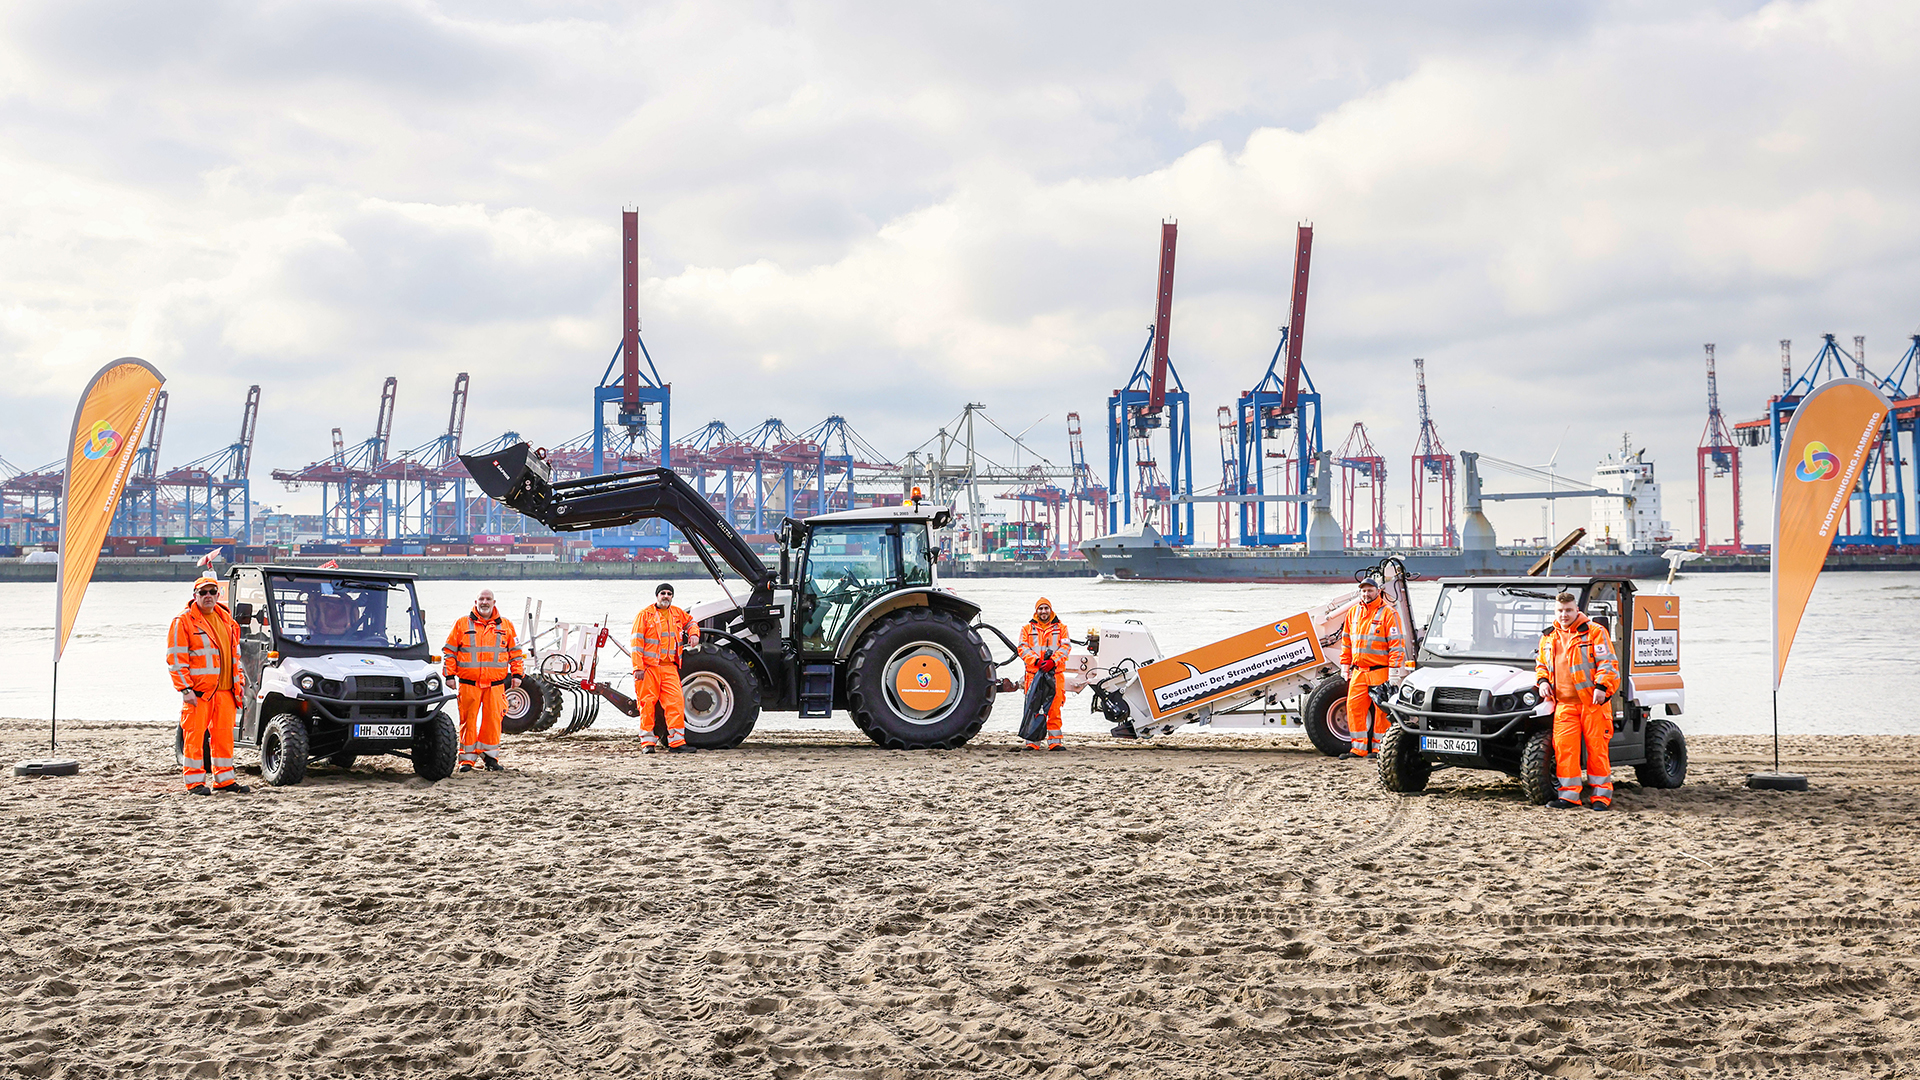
[
  {"left": 168, "top": 602, "right": 245, "bottom": 696},
  {"left": 632, "top": 604, "right": 699, "bottom": 669},
  {"left": 1340, "top": 598, "right": 1405, "bottom": 670},
  {"left": 1019, "top": 618, "right": 1070, "bottom": 670},
  {"left": 1535, "top": 615, "right": 1619, "bottom": 700},
  {"left": 443, "top": 612, "right": 525, "bottom": 685}
]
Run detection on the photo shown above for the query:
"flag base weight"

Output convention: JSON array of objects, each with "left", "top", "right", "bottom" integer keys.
[
  {"left": 1746, "top": 771, "right": 1808, "bottom": 792},
  {"left": 14, "top": 758, "right": 80, "bottom": 777}
]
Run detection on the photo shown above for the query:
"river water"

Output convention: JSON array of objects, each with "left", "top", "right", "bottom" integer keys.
[{"left": 4, "top": 571, "right": 1915, "bottom": 738}]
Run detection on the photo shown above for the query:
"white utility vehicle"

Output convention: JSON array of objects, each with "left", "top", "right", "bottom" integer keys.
[{"left": 216, "top": 564, "right": 459, "bottom": 785}]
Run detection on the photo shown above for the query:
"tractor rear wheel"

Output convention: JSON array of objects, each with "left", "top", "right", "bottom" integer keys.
[
  {"left": 847, "top": 609, "right": 993, "bottom": 750},
  {"left": 1521, "top": 728, "right": 1556, "bottom": 806},
  {"left": 1303, "top": 676, "right": 1352, "bottom": 758}
]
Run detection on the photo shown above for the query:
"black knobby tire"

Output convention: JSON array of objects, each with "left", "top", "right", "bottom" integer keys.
[
  {"left": 847, "top": 609, "right": 994, "bottom": 750},
  {"left": 676, "top": 649, "right": 762, "bottom": 750},
  {"left": 1635, "top": 718, "right": 1688, "bottom": 789},
  {"left": 1520, "top": 728, "right": 1555, "bottom": 806},
  {"left": 260, "top": 713, "right": 310, "bottom": 787},
  {"left": 327, "top": 752, "right": 357, "bottom": 770},
  {"left": 1376, "top": 724, "right": 1431, "bottom": 793},
  {"left": 501, "top": 676, "right": 544, "bottom": 735},
  {"left": 535, "top": 675, "right": 566, "bottom": 732},
  {"left": 1303, "top": 676, "right": 1352, "bottom": 758},
  {"left": 413, "top": 712, "right": 459, "bottom": 781}
]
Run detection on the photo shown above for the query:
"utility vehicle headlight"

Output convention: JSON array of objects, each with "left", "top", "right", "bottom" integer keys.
[
  {"left": 1522, "top": 689, "right": 1540, "bottom": 707},
  {"left": 295, "top": 672, "right": 319, "bottom": 693},
  {"left": 425, "top": 675, "right": 442, "bottom": 693}
]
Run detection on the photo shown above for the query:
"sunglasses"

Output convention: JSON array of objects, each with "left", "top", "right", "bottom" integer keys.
[{"left": 196, "top": 588, "right": 219, "bottom": 596}]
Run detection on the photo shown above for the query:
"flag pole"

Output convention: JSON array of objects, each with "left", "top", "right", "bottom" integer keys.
[{"left": 50, "top": 659, "right": 58, "bottom": 754}]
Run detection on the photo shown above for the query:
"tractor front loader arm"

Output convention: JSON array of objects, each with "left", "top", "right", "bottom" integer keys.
[{"left": 460, "top": 442, "right": 775, "bottom": 595}]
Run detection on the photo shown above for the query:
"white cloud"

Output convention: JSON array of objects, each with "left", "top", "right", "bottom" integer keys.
[{"left": 2, "top": 0, "right": 1916, "bottom": 549}]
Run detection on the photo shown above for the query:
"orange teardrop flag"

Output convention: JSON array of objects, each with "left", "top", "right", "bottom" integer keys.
[
  {"left": 1771, "top": 378, "right": 1891, "bottom": 690},
  {"left": 57, "top": 358, "right": 166, "bottom": 661}
]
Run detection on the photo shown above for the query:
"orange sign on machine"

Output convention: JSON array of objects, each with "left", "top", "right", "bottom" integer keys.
[
  {"left": 1136, "top": 615, "right": 1325, "bottom": 722},
  {"left": 1630, "top": 594, "right": 1681, "bottom": 692}
]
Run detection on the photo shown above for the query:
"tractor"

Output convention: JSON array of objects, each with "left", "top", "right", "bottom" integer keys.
[{"left": 461, "top": 443, "right": 1015, "bottom": 749}]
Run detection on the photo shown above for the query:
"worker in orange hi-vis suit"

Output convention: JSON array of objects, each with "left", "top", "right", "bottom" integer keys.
[
  {"left": 168, "top": 573, "right": 250, "bottom": 795},
  {"left": 1339, "top": 575, "right": 1406, "bottom": 758},
  {"left": 1537, "top": 591, "right": 1622, "bottom": 810},
  {"left": 1017, "top": 597, "right": 1071, "bottom": 751},
  {"left": 442, "top": 589, "right": 524, "bottom": 773},
  {"left": 633, "top": 582, "right": 701, "bottom": 754}
]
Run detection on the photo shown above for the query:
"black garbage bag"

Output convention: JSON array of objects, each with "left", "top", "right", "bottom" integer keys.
[{"left": 1020, "top": 668, "right": 1056, "bottom": 743}]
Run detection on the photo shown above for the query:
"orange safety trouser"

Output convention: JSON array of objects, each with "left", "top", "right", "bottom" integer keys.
[
  {"left": 1553, "top": 701, "right": 1614, "bottom": 805},
  {"left": 180, "top": 692, "right": 238, "bottom": 789},
  {"left": 1024, "top": 668, "right": 1065, "bottom": 747},
  {"left": 1347, "top": 666, "right": 1392, "bottom": 755},
  {"left": 457, "top": 681, "right": 505, "bottom": 766},
  {"left": 636, "top": 666, "right": 686, "bottom": 746}
]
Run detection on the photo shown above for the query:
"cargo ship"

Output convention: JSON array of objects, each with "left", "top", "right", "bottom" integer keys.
[{"left": 1081, "top": 441, "right": 1675, "bottom": 583}]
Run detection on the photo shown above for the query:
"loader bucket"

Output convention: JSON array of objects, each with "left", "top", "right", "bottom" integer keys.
[{"left": 459, "top": 442, "right": 555, "bottom": 519}]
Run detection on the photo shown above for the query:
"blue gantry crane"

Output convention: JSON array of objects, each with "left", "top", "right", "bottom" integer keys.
[{"left": 1107, "top": 220, "right": 1195, "bottom": 545}]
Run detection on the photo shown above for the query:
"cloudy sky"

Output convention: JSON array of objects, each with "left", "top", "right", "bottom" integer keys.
[{"left": 3, "top": 0, "right": 1916, "bottom": 544}]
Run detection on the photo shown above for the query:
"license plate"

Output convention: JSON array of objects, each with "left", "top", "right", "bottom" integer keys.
[
  {"left": 1420, "top": 735, "right": 1478, "bottom": 755},
  {"left": 353, "top": 723, "right": 413, "bottom": 739}
]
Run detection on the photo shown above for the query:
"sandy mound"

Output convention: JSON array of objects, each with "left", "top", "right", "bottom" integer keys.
[{"left": 2, "top": 720, "right": 1916, "bottom": 1078}]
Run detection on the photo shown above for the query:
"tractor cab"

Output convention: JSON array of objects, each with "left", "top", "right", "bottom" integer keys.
[{"left": 782, "top": 502, "right": 950, "bottom": 654}]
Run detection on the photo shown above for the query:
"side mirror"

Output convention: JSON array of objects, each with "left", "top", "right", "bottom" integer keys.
[{"left": 234, "top": 602, "right": 253, "bottom": 622}]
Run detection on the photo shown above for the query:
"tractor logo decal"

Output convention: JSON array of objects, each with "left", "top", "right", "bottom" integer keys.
[
  {"left": 1795, "top": 441, "right": 1840, "bottom": 482},
  {"left": 78, "top": 419, "right": 122, "bottom": 461},
  {"left": 895, "top": 656, "right": 953, "bottom": 709}
]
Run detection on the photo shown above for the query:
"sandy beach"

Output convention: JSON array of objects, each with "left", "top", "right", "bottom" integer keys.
[{"left": 3, "top": 719, "right": 1917, "bottom": 1078}]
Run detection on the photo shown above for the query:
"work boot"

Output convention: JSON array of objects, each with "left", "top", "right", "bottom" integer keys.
[
  {"left": 1590, "top": 801, "right": 1611, "bottom": 812},
  {"left": 1547, "top": 798, "right": 1579, "bottom": 809},
  {"left": 218, "top": 783, "right": 252, "bottom": 794},
  {"left": 1047, "top": 743, "right": 1066, "bottom": 752},
  {"left": 668, "top": 743, "right": 696, "bottom": 754},
  {"left": 458, "top": 763, "right": 473, "bottom": 774},
  {"left": 187, "top": 784, "right": 211, "bottom": 797},
  {"left": 482, "top": 755, "right": 504, "bottom": 772}
]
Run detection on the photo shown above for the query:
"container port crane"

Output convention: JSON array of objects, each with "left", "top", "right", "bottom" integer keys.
[
  {"left": 1231, "top": 224, "right": 1322, "bottom": 546},
  {"left": 1107, "top": 221, "right": 1195, "bottom": 545},
  {"left": 1411, "top": 358, "right": 1456, "bottom": 547},
  {"left": 1696, "top": 344, "right": 1742, "bottom": 553},
  {"left": 271, "top": 377, "right": 396, "bottom": 539},
  {"left": 1734, "top": 332, "right": 1919, "bottom": 545},
  {"left": 1335, "top": 422, "right": 1387, "bottom": 547}
]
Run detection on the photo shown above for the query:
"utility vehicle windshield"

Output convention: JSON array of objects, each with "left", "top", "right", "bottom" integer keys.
[
  {"left": 266, "top": 575, "right": 426, "bottom": 651},
  {"left": 1420, "top": 584, "right": 1563, "bottom": 664}
]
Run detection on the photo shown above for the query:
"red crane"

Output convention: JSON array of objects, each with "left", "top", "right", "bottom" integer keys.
[
  {"left": 1216, "top": 406, "right": 1237, "bottom": 547},
  {"left": 1411, "top": 358, "right": 1455, "bottom": 547},
  {"left": 1281, "top": 224, "right": 1313, "bottom": 413},
  {"left": 1697, "top": 344, "right": 1742, "bottom": 553},
  {"left": 1148, "top": 221, "right": 1177, "bottom": 414},
  {"left": 1335, "top": 422, "right": 1387, "bottom": 547}
]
